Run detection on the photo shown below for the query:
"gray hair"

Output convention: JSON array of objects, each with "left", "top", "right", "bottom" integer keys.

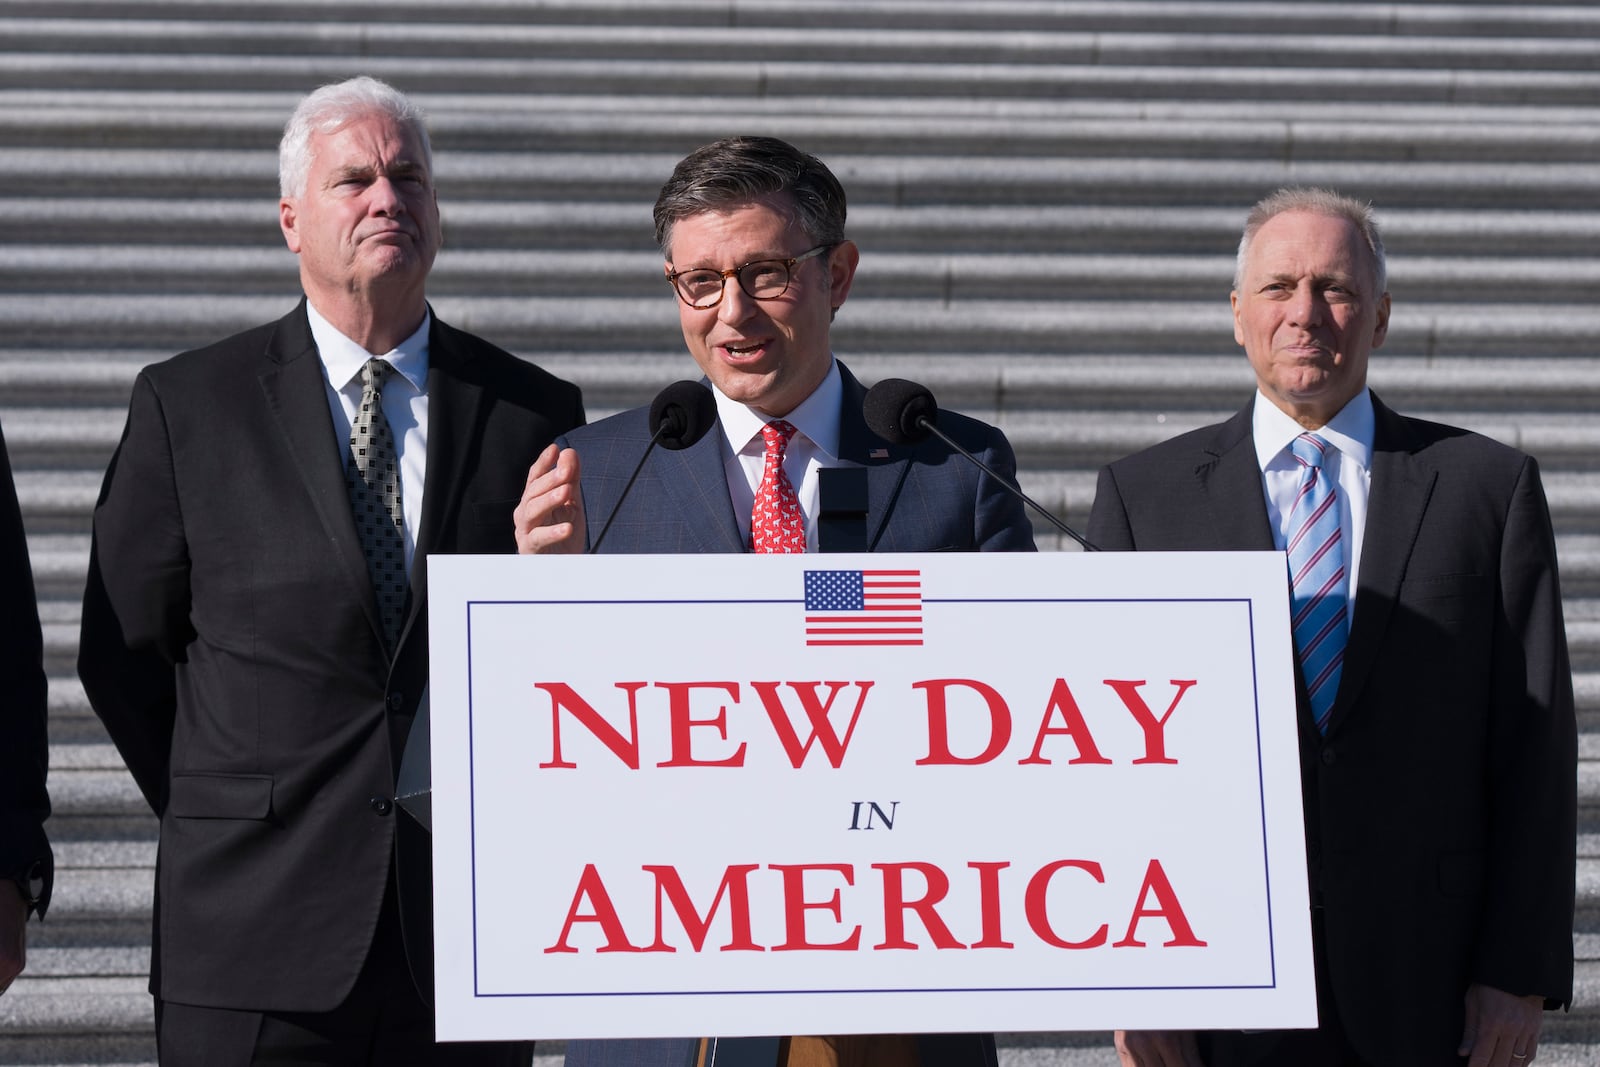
[
  {"left": 1234, "top": 187, "right": 1387, "bottom": 294},
  {"left": 278, "top": 76, "right": 432, "bottom": 199},
  {"left": 653, "top": 136, "right": 847, "bottom": 257}
]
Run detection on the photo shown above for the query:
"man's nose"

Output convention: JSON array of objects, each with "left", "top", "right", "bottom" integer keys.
[
  {"left": 718, "top": 276, "right": 755, "bottom": 324},
  {"left": 1287, "top": 283, "right": 1321, "bottom": 326},
  {"left": 367, "top": 177, "right": 405, "bottom": 215}
]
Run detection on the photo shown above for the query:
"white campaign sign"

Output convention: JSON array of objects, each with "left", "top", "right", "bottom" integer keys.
[{"left": 429, "top": 552, "right": 1315, "bottom": 1041}]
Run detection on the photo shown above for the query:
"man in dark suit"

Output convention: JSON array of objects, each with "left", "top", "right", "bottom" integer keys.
[
  {"left": 1093, "top": 189, "right": 1575, "bottom": 1067},
  {"left": 0, "top": 418, "right": 51, "bottom": 997},
  {"left": 77, "top": 77, "right": 583, "bottom": 1065},
  {"left": 515, "top": 137, "right": 1030, "bottom": 1065}
]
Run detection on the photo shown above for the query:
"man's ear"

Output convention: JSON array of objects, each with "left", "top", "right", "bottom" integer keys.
[
  {"left": 279, "top": 199, "right": 302, "bottom": 254},
  {"left": 1371, "top": 291, "right": 1391, "bottom": 349},
  {"left": 827, "top": 240, "right": 861, "bottom": 311}
]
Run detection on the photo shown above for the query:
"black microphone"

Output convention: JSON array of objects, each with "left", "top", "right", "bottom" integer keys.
[
  {"left": 589, "top": 381, "right": 717, "bottom": 553},
  {"left": 650, "top": 379, "right": 718, "bottom": 452},
  {"left": 863, "top": 378, "right": 1099, "bottom": 551}
]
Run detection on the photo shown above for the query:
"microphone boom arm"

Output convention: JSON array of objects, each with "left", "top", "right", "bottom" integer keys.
[{"left": 914, "top": 417, "right": 1099, "bottom": 551}]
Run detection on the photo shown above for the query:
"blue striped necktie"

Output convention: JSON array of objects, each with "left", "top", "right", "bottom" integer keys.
[{"left": 1286, "top": 433, "right": 1348, "bottom": 733}]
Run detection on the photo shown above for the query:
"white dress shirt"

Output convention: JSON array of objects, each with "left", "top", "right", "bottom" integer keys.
[
  {"left": 307, "top": 301, "right": 430, "bottom": 575},
  {"left": 1252, "top": 387, "right": 1374, "bottom": 611},
  {"left": 714, "top": 360, "right": 853, "bottom": 552}
]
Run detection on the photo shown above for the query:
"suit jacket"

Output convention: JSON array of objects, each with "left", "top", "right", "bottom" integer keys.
[
  {"left": 1086, "top": 392, "right": 1576, "bottom": 1067},
  {"left": 77, "top": 301, "right": 584, "bottom": 1012},
  {"left": 567, "top": 361, "right": 1034, "bottom": 555},
  {"left": 561, "top": 361, "right": 1025, "bottom": 1067},
  {"left": 0, "top": 419, "right": 51, "bottom": 916}
]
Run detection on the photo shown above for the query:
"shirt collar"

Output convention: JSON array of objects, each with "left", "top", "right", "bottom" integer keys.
[
  {"left": 714, "top": 359, "right": 844, "bottom": 458},
  {"left": 1253, "top": 387, "right": 1374, "bottom": 472},
  {"left": 306, "top": 300, "right": 431, "bottom": 393}
]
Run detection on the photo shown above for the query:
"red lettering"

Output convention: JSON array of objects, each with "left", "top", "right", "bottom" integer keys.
[
  {"left": 537, "top": 682, "right": 644, "bottom": 769},
  {"left": 914, "top": 679, "right": 1011, "bottom": 765},
  {"left": 1114, "top": 859, "right": 1206, "bottom": 947},
  {"left": 969, "top": 861, "right": 1014, "bottom": 949},
  {"left": 771, "top": 863, "right": 861, "bottom": 951},
  {"left": 751, "top": 681, "right": 873, "bottom": 769},
  {"left": 1103, "top": 679, "right": 1197, "bottom": 764},
  {"left": 872, "top": 862, "right": 965, "bottom": 950},
  {"left": 1019, "top": 679, "right": 1113, "bottom": 765},
  {"left": 643, "top": 864, "right": 763, "bottom": 952},
  {"left": 655, "top": 681, "right": 746, "bottom": 768},
  {"left": 1024, "top": 859, "right": 1108, "bottom": 949},
  {"left": 544, "top": 864, "right": 644, "bottom": 953}
]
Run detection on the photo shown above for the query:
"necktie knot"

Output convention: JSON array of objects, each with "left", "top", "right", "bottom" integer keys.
[
  {"left": 762, "top": 419, "right": 797, "bottom": 456},
  {"left": 1291, "top": 432, "right": 1330, "bottom": 469}
]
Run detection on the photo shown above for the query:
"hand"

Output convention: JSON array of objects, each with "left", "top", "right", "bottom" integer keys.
[
  {"left": 1115, "top": 1030, "right": 1203, "bottom": 1067},
  {"left": 1459, "top": 982, "right": 1543, "bottom": 1066},
  {"left": 513, "top": 443, "right": 585, "bottom": 554},
  {"left": 0, "top": 878, "right": 27, "bottom": 995}
]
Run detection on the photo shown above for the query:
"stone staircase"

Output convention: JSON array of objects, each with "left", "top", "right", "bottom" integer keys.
[{"left": 1, "top": 2, "right": 1597, "bottom": 1064}]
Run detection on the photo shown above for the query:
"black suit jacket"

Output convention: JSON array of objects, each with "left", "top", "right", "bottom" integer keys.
[
  {"left": 1086, "top": 393, "right": 1576, "bottom": 1066},
  {"left": 78, "top": 302, "right": 584, "bottom": 1012},
  {"left": 567, "top": 361, "right": 1035, "bottom": 555},
  {"left": 560, "top": 361, "right": 1024, "bottom": 1067},
  {"left": 0, "top": 419, "right": 51, "bottom": 916}
]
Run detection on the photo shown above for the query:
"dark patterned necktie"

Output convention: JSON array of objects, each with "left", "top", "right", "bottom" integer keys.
[{"left": 347, "top": 358, "right": 407, "bottom": 652}]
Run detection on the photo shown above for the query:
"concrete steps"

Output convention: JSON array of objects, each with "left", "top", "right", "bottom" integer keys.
[{"left": 2, "top": 0, "right": 1597, "bottom": 1063}]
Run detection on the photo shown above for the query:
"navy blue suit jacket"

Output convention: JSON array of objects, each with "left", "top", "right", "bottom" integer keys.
[
  {"left": 560, "top": 361, "right": 1026, "bottom": 1066},
  {"left": 565, "top": 362, "right": 1034, "bottom": 556}
]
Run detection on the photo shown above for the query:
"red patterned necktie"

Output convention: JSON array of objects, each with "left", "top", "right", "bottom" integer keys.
[{"left": 751, "top": 419, "right": 805, "bottom": 553}]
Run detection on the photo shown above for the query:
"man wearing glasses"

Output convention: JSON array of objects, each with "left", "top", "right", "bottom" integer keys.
[
  {"left": 516, "top": 135, "right": 1032, "bottom": 560},
  {"left": 514, "top": 137, "right": 1030, "bottom": 1064}
]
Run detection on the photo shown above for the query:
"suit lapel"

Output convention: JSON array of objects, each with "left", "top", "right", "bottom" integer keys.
[
  {"left": 413, "top": 317, "right": 482, "bottom": 584},
  {"left": 652, "top": 428, "right": 747, "bottom": 553},
  {"left": 835, "top": 362, "right": 914, "bottom": 551},
  {"left": 1195, "top": 405, "right": 1276, "bottom": 551},
  {"left": 256, "top": 302, "right": 385, "bottom": 646},
  {"left": 1324, "top": 393, "right": 1434, "bottom": 733}
]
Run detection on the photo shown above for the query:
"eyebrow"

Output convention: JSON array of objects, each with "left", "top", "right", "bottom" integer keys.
[
  {"left": 328, "top": 160, "right": 428, "bottom": 183},
  {"left": 676, "top": 250, "right": 794, "bottom": 269}
]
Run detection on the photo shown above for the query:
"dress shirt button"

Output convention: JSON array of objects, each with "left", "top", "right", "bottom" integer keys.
[
  {"left": 1320, "top": 747, "right": 1337, "bottom": 766},
  {"left": 387, "top": 692, "right": 404, "bottom": 711},
  {"left": 369, "top": 796, "right": 393, "bottom": 816}
]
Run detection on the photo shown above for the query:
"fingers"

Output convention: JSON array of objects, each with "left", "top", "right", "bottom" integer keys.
[
  {"left": 1461, "top": 984, "right": 1544, "bottom": 1067},
  {"left": 1114, "top": 1030, "right": 1203, "bottom": 1067},
  {"left": 514, "top": 444, "right": 586, "bottom": 554}
]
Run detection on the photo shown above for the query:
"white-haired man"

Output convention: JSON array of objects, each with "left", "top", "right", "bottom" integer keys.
[
  {"left": 1094, "top": 188, "right": 1574, "bottom": 1067},
  {"left": 79, "top": 77, "right": 584, "bottom": 1064}
]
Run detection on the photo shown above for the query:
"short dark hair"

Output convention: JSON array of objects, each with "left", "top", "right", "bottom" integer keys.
[{"left": 653, "top": 136, "right": 848, "bottom": 257}]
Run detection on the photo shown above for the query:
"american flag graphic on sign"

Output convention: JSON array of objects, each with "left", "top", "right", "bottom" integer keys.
[{"left": 803, "top": 569, "right": 923, "bottom": 646}]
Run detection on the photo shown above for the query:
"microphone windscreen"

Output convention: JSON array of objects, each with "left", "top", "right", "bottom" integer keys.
[
  {"left": 863, "top": 378, "right": 938, "bottom": 444},
  {"left": 650, "top": 380, "right": 718, "bottom": 451}
]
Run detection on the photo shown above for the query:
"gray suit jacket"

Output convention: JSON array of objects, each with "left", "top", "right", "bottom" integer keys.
[{"left": 1087, "top": 392, "right": 1576, "bottom": 1067}]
